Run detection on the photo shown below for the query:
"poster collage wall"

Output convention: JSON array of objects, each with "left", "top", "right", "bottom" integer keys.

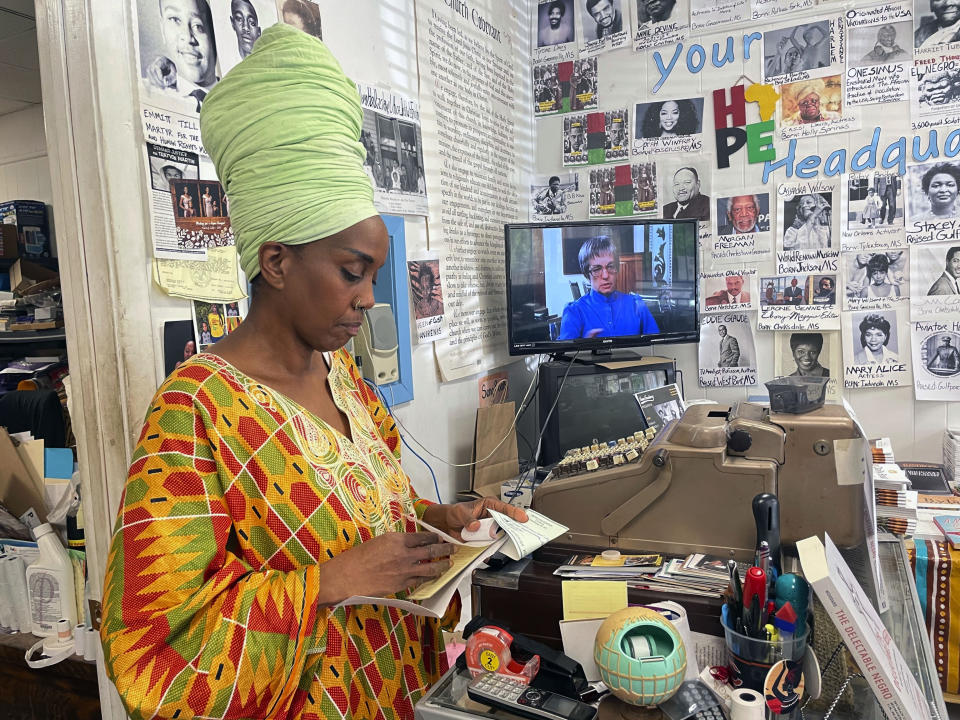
[
  {"left": 133, "top": 0, "right": 447, "bottom": 363},
  {"left": 530, "top": 0, "right": 960, "bottom": 401}
]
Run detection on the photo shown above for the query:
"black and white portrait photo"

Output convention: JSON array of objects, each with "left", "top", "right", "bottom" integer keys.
[
  {"left": 605, "top": 109, "right": 629, "bottom": 161},
  {"left": 581, "top": 0, "right": 624, "bottom": 40},
  {"left": 846, "top": 173, "right": 903, "bottom": 229},
  {"left": 632, "top": 162, "right": 657, "bottom": 213},
  {"left": 849, "top": 310, "right": 900, "bottom": 364},
  {"left": 848, "top": 21, "right": 910, "bottom": 66},
  {"left": 360, "top": 110, "right": 426, "bottom": 197},
  {"left": 781, "top": 192, "right": 832, "bottom": 251},
  {"left": 210, "top": 0, "right": 277, "bottom": 75},
  {"left": 531, "top": 173, "right": 580, "bottom": 219},
  {"left": 660, "top": 162, "right": 710, "bottom": 221},
  {"left": 635, "top": 98, "right": 703, "bottom": 139},
  {"left": 915, "top": 0, "right": 960, "bottom": 49},
  {"left": 147, "top": 143, "right": 199, "bottom": 192},
  {"left": 279, "top": 0, "right": 322, "bottom": 39},
  {"left": 537, "top": 0, "right": 576, "bottom": 47},
  {"left": 635, "top": 0, "right": 680, "bottom": 23},
  {"left": 716, "top": 194, "right": 770, "bottom": 236},
  {"left": 907, "top": 161, "right": 960, "bottom": 223},
  {"left": 137, "top": 0, "right": 219, "bottom": 112},
  {"left": 763, "top": 21, "right": 831, "bottom": 79},
  {"left": 923, "top": 332, "right": 960, "bottom": 376},
  {"left": 782, "top": 332, "right": 831, "bottom": 377},
  {"left": 915, "top": 244, "right": 960, "bottom": 295},
  {"left": 843, "top": 251, "right": 908, "bottom": 302}
]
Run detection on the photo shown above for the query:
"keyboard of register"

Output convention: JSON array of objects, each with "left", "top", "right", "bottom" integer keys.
[{"left": 548, "top": 427, "right": 657, "bottom": 479}]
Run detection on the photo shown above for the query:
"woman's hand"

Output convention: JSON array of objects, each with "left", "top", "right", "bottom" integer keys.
[
  {"left": 317, "top": 531, "right": 454, "bottom": 604},
  {"left": 421, "top": 498, "right": 529, "bottom": 542}
]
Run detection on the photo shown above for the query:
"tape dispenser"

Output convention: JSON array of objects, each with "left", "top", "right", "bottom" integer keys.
[{"left": 465, "top": 625, "right": 540, "bottom": 683}]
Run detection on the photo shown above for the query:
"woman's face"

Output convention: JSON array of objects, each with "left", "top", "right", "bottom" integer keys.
[
  {"left": 798, "top": 195, "right": 817, "bottom": 218},
  {"left": 864, "top": 327, "right": 887, "bottom": 352},
  {"left": 927, "top": 172, "right": 958, "bottom": 211},
  {"left": 856, "top": 253, "right": 871, "bottom": 266},
  {"left": 792, "top": 343, "right": 821, "bottom": 372},
  {"left": 659, "top": 101, "right": 680, "bottom": 132},
  {"left": 280, "top": 216, "right": 389, "bottom": 352}
]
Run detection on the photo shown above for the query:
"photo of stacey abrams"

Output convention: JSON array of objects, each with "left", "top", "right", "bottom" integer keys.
[{"left": 558, "top": 237, "right": 659, "bottom": 339}]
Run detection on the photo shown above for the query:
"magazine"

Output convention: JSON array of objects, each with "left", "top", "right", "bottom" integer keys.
[{"left": 633, "top": 383, "right": 685, "bottom": 436}]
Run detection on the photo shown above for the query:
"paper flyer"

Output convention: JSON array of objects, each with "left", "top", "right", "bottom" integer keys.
[
  {"left": 169, "top": 179, "right": 234, "bottom": 250},
  {"left": 579, "top": 0, "right": 630, "bottom": 55},
  {"left": 842, "top": 307, "right": 912, "bottom": 388},
  {"left": 659, "top": 156, "right": 711, "bottom": 223},
  {"left": 632, "top": 97, "right": 705, "bottom": 155},
  {"left": 751, "top": 0, "right": 814, "bottom": 21},
  {"left": 844, "top": 3, "right": 911, "bottom": 106},
  {"left": 777, "top": 181, "right": 840, "bottom": 258},
  {"left": 774, "top": 330, "right": 842, "bottom": 402},
  {"left": 589, "top": 162, "right": 658, "bottom": 218},
  {"left": 708, "top": 192, "right": 773, "bottom": 264},
  {"left": 698, "top": 314, "right": 758, "bottom": 387},
  {"left": 531, "top": 172, "right": 586, "bottom": 221},
  {"left": 840, "top": 172, "right": 906, "bottom": 250},
  {"left": 700, "top": 268, "right": 757, "bottom": 313},
  {"left": 777, "top": 75, "right": 860, "bottom": 141},
  {"left": 408, "top": 259, "right": 446, "bottom": 343},
  {"left": 631, "top": 0, "right": 689, "bottom": 50},
  {"left": 153, "top": 246, "right": 247, "bottom": 302},
  {"left": 842, "top": 250, "right": 909, "bottom": 311},
  {"left": 910, "top": 240, "right": 960, "bottom": 320},
  {"left": 905, "top": 160, "right": 960, "bottom": 243},
  {"left": 562, "top": 113, "right": 589, "bottom": 166},
  {"left": 534, "top": 58, "right": 598, "bottom": 117},
  {"left": 357, "top": 83, "right": 428, "bottom": 217},
  {"left": 913, "top": 320, "right": 960, "bottom": 401},
  {"left": 533, "top": 0, "right": 579, "bottom": 63},
  {"left": 210, "top": 0, "right": 277, "bottom": 76},
  {"left": 762, "top": 18, "right": 842, "bottom": 83},
  {"left": 690, "top": 0, "right": 747, "bottom": 30},
  {"left": 909, "top": 56, "right": 960, "bottom": 134},
  {"left": 759, "top": 273, "right": 840, "bottom": 330}
]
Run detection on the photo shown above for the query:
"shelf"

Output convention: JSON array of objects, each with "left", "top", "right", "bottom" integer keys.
[{"left": 0, "top": 329, "right": 66, "bottom": 344}]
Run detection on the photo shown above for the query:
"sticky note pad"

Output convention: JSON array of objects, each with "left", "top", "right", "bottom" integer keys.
[
  {"left": 561, "top": 580, "right": 628, "bottom": 621},
  {"left": 44, "top": 448, "right": 74, "bottom": 480}
]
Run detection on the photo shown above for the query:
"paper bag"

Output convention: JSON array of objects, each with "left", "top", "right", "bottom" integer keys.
[
  {"left": 470, "top": 402, "right": 519, "bottom": 498},
  {"left": 0, "top": 428, "right": 47, "bottom": 521}
]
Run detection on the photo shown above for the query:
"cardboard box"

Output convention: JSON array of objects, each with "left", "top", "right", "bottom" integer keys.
[
  {"left": 9, "top": 258, "right": 58, "bottom": 295},
  {"left": 0, "top": 200, "right": 50, "bottom": 258},
  {"left": 0, "top": 225, "right": 18, "bottom": 259},
  {"left": 0, "top": 428, "right": 47, "bottom": 521}
]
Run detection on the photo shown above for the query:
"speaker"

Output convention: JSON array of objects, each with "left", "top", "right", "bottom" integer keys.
[{"left": 354, "top": 302, "right": 399, "bottom": 385}]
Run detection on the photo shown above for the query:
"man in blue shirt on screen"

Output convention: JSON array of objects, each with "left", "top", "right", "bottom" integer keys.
[{"left": 558, "top": 237, "right": 659, "bottom": 339}]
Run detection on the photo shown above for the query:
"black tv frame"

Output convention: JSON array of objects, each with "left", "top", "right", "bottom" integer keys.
[{"left": 504, "top": 218, "right": 700, "bottom": 357}]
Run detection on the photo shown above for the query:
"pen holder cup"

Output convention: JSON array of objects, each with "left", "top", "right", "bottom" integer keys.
[{"left": 723, "top": 624, "right": 809, "bottom": 699}]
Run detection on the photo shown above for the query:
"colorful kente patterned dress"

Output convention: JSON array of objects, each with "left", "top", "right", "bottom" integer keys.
[{"left": 101, "top": 351, "right": 454, "bottom": 720}]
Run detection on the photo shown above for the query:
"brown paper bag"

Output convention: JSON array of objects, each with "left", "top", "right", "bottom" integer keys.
[
  {"left": 0, "top": 428, "right": 47, "bottom": 521},
  {"left": 470, "top": 402, "right": 519, "bottom": 498}
]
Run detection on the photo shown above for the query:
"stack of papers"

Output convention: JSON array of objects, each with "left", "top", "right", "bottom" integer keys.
[
  {"left": 875, "top": 489, "right": 918, "bottom": 536},
  {"left": 944, "top": 428, "right": 960, "bottom": 484},
  {"left": 556, "top": 552, "right": 746, "bottom": 598},
  {"left": 555, "top": 552, "right": 664, "bottom": 578}
]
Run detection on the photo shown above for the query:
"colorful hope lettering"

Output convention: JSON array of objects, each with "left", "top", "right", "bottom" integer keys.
[{"left": 713, "top": 83, "right": 779, "bottom": 169}]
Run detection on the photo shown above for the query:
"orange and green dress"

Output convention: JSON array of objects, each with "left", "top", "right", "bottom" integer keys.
[{"left": 101, "top": 350, "right": 453, "bottom": 720}]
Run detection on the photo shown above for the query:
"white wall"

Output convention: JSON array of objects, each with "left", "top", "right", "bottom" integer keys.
[
  {"left": 531, "top": 12, "right": 959, "bottom": 463},
  {"left": 0, "top": 105, "right": 51, "bottom": 204}
]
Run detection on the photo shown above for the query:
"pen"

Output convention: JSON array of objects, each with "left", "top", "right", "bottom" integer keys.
[
  {"left": 742, "top": 566, "right": 766, "bottom": 637},
  {"left": 728, "top": 559, "right": 742, "bottom": 608}
]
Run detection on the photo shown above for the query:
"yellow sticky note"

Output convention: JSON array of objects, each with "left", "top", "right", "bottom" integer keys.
[{"left": 561, "top": 580, "right": 628, "bottom": 621}]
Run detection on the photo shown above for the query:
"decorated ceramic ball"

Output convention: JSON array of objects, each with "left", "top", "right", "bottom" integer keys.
[{"left": 594, "top": 607, "right": 687, "bottom": 706}]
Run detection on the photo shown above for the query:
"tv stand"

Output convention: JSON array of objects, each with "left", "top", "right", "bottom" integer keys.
[{"left": 549, "top": 349, "right": 672, "bottom": 367}]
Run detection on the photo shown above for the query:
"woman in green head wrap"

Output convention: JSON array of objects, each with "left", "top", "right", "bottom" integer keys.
[{"left": 101, "top": 24, "right": 526, "bottom": 720}]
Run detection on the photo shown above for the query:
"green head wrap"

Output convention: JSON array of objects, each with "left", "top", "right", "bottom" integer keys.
[{"left": 200, "top": 23, "right": 377, "bottom": 281}]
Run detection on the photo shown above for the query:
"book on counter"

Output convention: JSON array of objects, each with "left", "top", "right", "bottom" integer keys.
[
  {"left": 797, "top": 534, "right": 929, "bottom": 720},
  {"left": 633, "top": 383, "right": 685, "bottom": 436},
  {"left": 934, "top": 515, "right": 960, "bottom": 549},
  {"left": 897, "top": 461, "right": 952, "bottom": 495},
  {"left": 338, "top": 508, "right": 567, "bottom": 618}
]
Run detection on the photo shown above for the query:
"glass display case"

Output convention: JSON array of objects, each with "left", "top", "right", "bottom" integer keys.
[{"left": 418, "top": 538, "right": 947, "bottom": 720}]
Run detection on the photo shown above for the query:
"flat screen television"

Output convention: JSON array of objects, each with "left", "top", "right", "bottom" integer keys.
[{"left": 505, "top": 219, "right": 699, "bottom": 356}]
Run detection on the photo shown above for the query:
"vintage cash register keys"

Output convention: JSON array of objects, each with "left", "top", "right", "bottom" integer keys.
[{"left": 532, "top": 403, "right": 866, "bottom": 562}]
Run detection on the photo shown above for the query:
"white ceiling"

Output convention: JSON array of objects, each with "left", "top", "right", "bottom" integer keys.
[{"left": 0, "top": 1, "right": 41, "bottom": 118}]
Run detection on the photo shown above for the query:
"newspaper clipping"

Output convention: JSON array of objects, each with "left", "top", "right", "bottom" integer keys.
[
  {"left": 632, "top": 0, "right": 689, "bottom": 50},
  {"left": 579, "top": 0, "right": 630, "bottom": 55},
  {"left": 845, "top": 3, "right": 911, "bottom": 106},
  {"left": 913, "top": 320, "right": 960, "bottom": 401},
  {"left": 690, "top": 0, "right": 747, "bottom": 30},
  {"left": 699, "top": 313, "right": 758, "bottom": 387},
  {"left": 910, "top": 240, "right": 960, "bottom": 320},
  {"left": 842, "top": 250, "right": 909, "bottom": 311},
  {"left": 409, "top": 259, "right": 446, "bottom": 343},
  {"left": 774, "top": 330, "right": 842, "bottom": 401},
  {"left": 906, "top": 160, "right": 960, "bottom": 243},
  {"left": 700, "top": 268, "right": 758, "bottom": 313},
  {"left": 534, "top": 58, "right": 598, "bottom": 116},
  {"left": 842, "top": 307, "right": 912, "bottom": 388},
  {"left": 759, "top": 273, "right": 841, "bottom": 330},
  {"left": 709, "top": 192, "right": 773, "bottom": 264},
  {"left": 840, "top": 172, "right": 905, "bottom": 250},
  {"left": 531, "top": 172, "right": 586, "bottom": 221},
  {"left": 633, "top": 97, "right": 705, "bottom": 155}
]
